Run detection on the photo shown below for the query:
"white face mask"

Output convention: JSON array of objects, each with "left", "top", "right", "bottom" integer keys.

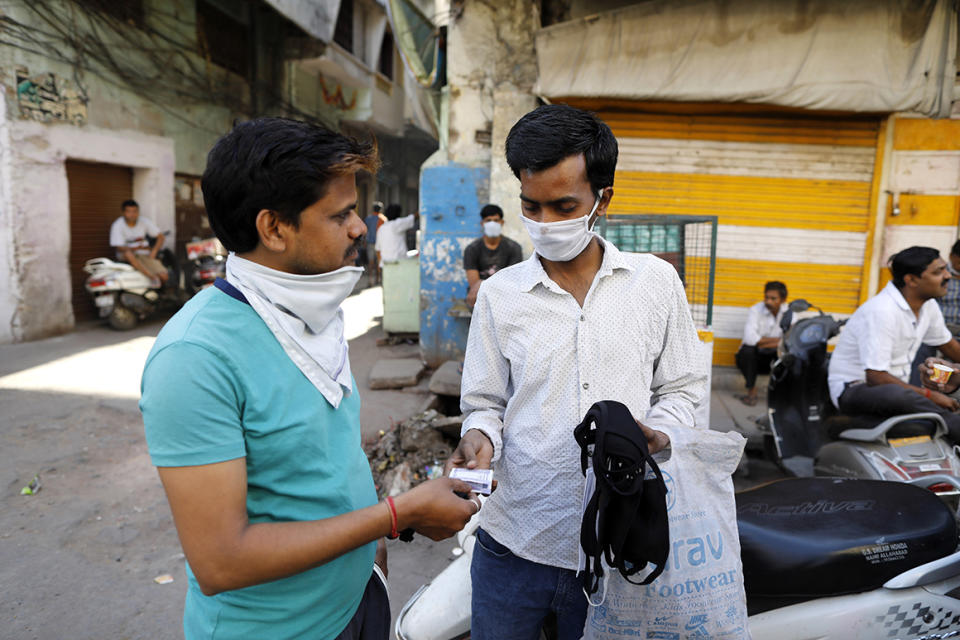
[
  {"left": 521, "top": 191, "right": 603, "bottom": 262},
  {"left": 483, "top": 220, "right": 502, "bottom": 238},
  {"left": 225, "top": 254, "right": 363, "bottom": 408}
]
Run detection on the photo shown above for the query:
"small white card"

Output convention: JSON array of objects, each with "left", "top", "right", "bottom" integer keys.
[{"left": 449, "top": 468, "right": 494, "bottom": 495}]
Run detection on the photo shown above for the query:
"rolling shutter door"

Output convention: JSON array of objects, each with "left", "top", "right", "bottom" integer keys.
[
  {"left": 564, "top": 102, "right": 881, "bottom": 365},
  {"left": 67, "top": 161, "right": 134, "bottom": 322}
]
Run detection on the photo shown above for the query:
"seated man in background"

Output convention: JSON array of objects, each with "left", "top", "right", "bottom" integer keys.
[
  {"left": 109, "top": 199, "right": 169, "bottom": 285},
  {"left": 463, "top": 204, "right": 523, "bottom": 309},
  {"left": 938, "top": 239, "right": 960, "bottom": 335},
  {"left": 828, "top": 246, "right": 960, "bottom": 441},
  {"left": 735, "top": 281, "right": 787, "bottom": 406}
]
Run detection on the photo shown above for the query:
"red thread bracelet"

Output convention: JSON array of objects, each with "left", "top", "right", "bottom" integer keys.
[
  {"left": 925, "top": 388, "right": 931, "bottom": 399},
  {"left": 385, "top": 496, "right": 399, "bottom": 539}
]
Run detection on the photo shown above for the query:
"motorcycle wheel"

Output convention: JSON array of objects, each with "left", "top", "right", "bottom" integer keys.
[{"left": 108, "top": 304, "right": 138, "bottom": 331}]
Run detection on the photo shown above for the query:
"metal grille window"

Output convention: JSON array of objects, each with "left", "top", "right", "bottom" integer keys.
[{"left": 599, "top": 214, "right": 717, "bottom": 327}]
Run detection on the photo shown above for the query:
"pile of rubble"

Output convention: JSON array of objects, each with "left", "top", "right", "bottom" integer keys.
[{"left": 366, "top": 409, "right": 465, "bottom": 497}]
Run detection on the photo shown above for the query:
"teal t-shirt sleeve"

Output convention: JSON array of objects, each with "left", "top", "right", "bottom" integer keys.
[{"left": 141, "top": 341, "right": 247, "bottom": 467}]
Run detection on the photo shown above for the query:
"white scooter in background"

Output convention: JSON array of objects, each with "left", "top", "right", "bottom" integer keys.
[
  {"left": 396, "top": 478, "right": 960, "bottom": 640},
  {"left": 83, "top": 233, "right": 185, "bottom": 330}
]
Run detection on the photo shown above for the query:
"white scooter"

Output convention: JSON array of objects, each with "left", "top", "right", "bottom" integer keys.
[{"left": 396, "top": 477, "right": 960, "bottom": 640}]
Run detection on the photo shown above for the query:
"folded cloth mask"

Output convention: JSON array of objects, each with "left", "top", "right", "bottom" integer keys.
[{"left": 574, "top": 400, "right": 671, "bottom": 599}]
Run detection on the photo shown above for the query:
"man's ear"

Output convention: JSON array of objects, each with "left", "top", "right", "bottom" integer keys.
[
  {"left": 596, "top": 187, "right": 614, "bottom": 218},
  {"left": 903, "top": 273, "right": 919, "bottom": 289},
  {"left": 254, "top": 209, "right": 288, "bottom": 253}
]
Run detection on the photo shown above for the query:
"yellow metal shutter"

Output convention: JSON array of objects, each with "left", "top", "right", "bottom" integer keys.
[{"left": 564, "top": 101, "right": 881, "bottom": 365}]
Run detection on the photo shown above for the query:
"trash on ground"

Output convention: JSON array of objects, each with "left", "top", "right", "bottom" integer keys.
[
  {"left": 20, "top": 474, "right": 41, "bottom": 496},
  {"left": 451, "top": 547, "right": 464, "bottom": 557},
  {"left": 367, "top": 409, "right": 459, "bottom": 497},
  {"left": 153, "top": 574, "right": 174, "bottom": 585}
]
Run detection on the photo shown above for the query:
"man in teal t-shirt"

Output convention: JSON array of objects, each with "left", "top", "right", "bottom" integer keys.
[{"left": 140, "top": 118, "right": 478, "bottom": 640}]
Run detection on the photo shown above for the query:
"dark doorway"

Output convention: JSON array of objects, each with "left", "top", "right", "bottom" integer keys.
[{"left": 66, "top": 160, "right": 133, "bottom": 322}]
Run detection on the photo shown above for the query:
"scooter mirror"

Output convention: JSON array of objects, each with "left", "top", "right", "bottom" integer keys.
[{"left": 788, "top": 299, "right": 811, "bottom": 312}]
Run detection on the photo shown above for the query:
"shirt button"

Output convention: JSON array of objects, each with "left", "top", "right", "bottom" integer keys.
[
  {"left": 580, "top": 314, "right": 585, "bottom": 321},
  {"left": 582, "top": 382, "right": 589, "bottom": 390}
]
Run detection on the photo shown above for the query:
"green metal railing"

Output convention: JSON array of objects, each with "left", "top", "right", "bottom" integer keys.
[{"left": 598, "top": 214, "right": 718, "bottom": 327}]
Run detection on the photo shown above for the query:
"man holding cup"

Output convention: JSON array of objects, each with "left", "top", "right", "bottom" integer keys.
[{"left": 828, "top": 246, "right": 960, "bottom": 442}]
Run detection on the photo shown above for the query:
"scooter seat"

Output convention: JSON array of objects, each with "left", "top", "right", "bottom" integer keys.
[
  {"left": 737, "top": 477, "right": 956, "bottom": 599},
  {"left": 824, "top": 414, "right": 937, "bottom": 440}
]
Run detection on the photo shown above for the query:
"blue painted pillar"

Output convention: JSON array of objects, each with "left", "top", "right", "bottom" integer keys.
[{"left": 419, "top": 163, "right": 488, "bottom": 367}]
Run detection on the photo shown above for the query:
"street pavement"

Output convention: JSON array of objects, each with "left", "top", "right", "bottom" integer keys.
[{"left": 0, "top": 282, "right": 782, "bottom": 639}]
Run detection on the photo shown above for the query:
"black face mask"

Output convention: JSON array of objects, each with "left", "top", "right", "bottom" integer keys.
[{"left": 574, "top": 400, "right": 671, "bottom": 594}]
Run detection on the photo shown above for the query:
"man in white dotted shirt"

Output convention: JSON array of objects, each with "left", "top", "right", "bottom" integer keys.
[{"left": 447, "top": 104, "right": 707, "bottom": 640}]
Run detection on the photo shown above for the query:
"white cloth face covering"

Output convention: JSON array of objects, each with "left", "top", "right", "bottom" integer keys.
[
  {"left": 521, "top": 191, "right": 603, "bottom": 262},
  {"left": 225, "top": 254, "right": 362, "bottom": 408},
  {"left": 483, "top": 220, "right": 503, "bottom": 238}
]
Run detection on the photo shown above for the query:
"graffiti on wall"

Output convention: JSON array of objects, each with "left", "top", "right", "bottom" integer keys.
[{"left": 16, "top": 66, "right": 88, "bottom": 125}]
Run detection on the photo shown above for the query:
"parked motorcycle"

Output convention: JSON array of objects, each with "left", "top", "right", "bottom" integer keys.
[
  {"left": 83, "top": 232, "right": 185, "bottom": 330},
  {"left": 764, "top": 299, "right": 960, "bottom": 506},
  {"left": 184, "top": 237, "right": 226, "bottom": 295},
  {"left": 397, "top": 478, "right": 960, "bottom": 640}
]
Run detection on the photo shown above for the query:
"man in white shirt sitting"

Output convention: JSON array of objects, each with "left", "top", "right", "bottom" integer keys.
[
  {"left": 373, "top": 203, "right": 416, "bottom": 265},
  {"left": 735, "top": 281, "right": 787, "bottom": 406},
  {"left": 109, "top": 199, "right": 169, "bottom": 284},
  {"left": 446, "top": 104, "right": 706, "bottom": 640},
  {"left": 827, "top": 246, "right": 960, "bottom": 441}
]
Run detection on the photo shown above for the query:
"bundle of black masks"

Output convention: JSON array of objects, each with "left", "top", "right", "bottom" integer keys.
[{"left": 574, "top": 400, "right": 670, "bottom": 595}]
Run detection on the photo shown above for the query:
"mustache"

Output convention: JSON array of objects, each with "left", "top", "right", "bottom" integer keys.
[{"left": 345, "top": 236, "right": 365, "bottom": 258}]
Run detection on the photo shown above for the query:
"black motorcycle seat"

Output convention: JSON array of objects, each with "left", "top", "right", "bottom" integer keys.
[
  {"left": 824, "top": 414, "right": 938, "bottom": 441},
  {"left": 737, "top": 478, "right": 956, "bottom": 599}
]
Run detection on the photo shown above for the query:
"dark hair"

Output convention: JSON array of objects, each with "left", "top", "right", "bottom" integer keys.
[
  {"left": 384, "top": 203, "right": 403, "bottom": 221},
  {"left": 121, "top": 199, "right": 139, "bottom": 210},
  {"left": 505, "top": 104, "right": 618, "bottom": 193},
  {"left": 201, "top": 117, "right": 378, "bottom": 252},
  {"left": 764, "top": 281, "right": 787, "bottom": 300},
  {"left": 951, "top": 239, "right": 960, "bottom": 257},
  {"left": 372, "top": 201, "right": 383, "bottom": 212},
  {"left": 890, "top": 246, "right": 941, "bottom": 288},
  {"left": 480, "top": 204, "right": 503, "bottom": 219}
]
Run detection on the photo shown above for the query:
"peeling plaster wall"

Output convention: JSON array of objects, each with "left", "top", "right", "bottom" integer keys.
[
  {"left": 0, "top": 90, "right": 16, "bottom": 343},
  {"left": 489, "top": 89, "right": 537, "bottom": 256},
  {"left": 445, "top": 0, "right": 538, "bottom": 169},
  {"left": 6, "top": 120, "right": 174, "bottom": 341},
  {"left": 418, "top": 0, "right": 539, "bottom": 365}
]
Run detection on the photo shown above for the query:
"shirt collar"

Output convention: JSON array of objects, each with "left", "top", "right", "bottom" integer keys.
[
  {"left": 881, "top": 281, "right": 914, "bottom": 313},
  {"left": 517, "top": 237, "right": 634, "bottom": 293}
]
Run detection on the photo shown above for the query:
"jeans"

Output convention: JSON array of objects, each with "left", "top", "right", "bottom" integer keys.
[{"left": 471, "top": 528, "right": 588, "bottom": 640}]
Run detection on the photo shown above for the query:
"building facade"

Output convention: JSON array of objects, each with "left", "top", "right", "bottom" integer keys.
[
  {"left": 0, "top": 0, "right": 436, "bottom": 343},
  {"left": 417, "top": 0, "right": 960, "bottom": 366}
]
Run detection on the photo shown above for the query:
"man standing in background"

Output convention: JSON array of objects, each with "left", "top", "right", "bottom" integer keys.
[
  {"left": 364, "top": 201, "right": 385, "bottom": 285},
  {"left": 374, "top": 203, "right": 417, "bottom": 265}
]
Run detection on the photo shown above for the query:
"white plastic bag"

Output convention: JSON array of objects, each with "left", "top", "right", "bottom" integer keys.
[{"left": 582, "top": 424, "right": 750, "bottom": 640}]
